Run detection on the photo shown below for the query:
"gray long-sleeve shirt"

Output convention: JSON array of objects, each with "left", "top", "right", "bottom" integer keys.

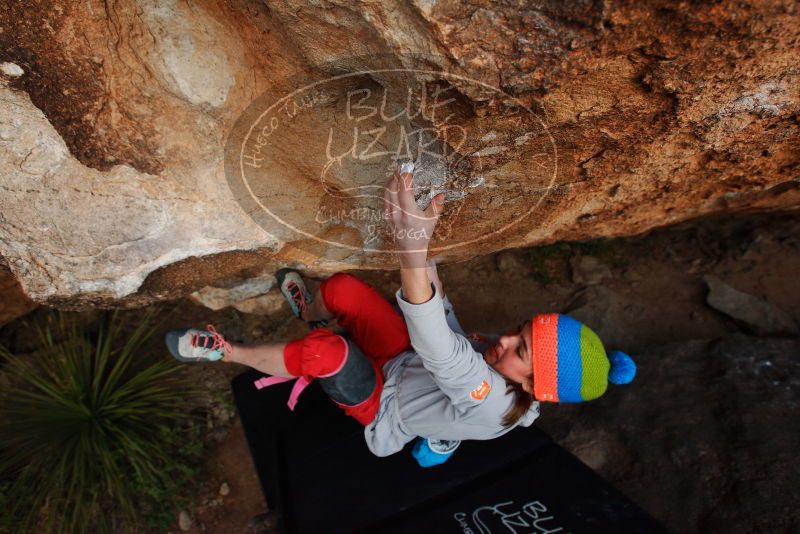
[{"left": 364, "top": 287, "right": 540, "bottom": 457}]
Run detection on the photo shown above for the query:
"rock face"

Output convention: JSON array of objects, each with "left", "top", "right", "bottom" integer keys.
[
  {"left": 538, "top": 334, "right": 800, "bottom": 533},
  {"left": 704, "top": 274, "right": 799, "bottom": 335},
  {"left": 0, "top": 264, "right": 37, "bottom": 325},
  {"left": 0, "top": 0, "right": 798, "bottom": 309}
]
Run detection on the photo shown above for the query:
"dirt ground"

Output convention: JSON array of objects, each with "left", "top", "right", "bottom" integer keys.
[{"left": 2, "top": 213, "right": 798, "bottom": 533}]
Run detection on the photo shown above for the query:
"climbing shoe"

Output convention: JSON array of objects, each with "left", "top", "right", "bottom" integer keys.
[
  {"left": 277, "top": 268, "right": 328, "bottom": 329},
  {"left": 165, "top": 324, "right": 232, "bottom": 362}
]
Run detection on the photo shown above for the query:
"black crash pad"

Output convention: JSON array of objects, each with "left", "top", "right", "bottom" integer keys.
[{"left": 232, "top": 370, "right": 666, "bottom": 533}]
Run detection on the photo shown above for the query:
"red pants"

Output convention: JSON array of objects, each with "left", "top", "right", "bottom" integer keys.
[{"left": 283, "top": 273, "right": 411, "bottom": 425}]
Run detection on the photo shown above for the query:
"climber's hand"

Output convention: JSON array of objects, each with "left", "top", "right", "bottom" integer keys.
[{"left": 383, "top": 164, "right": 445, "bottom": 269}]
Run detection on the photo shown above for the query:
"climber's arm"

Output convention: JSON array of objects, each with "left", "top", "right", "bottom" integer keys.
[
  {"left": 383, "top": 164, "right": 445, "bottom": 305},
  {"left": 424, "top": 258, "right": 467, "bottom": 334},
  {"left": 399, "top": 266, "right": 432, "bottom": 305},
  {"left": 426, "top": 259, "right": 445, "bottom": 300}
]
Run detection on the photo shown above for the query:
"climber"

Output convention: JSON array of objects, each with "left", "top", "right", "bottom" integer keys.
[{"left": 165, "top": 162, "right": 637, "bottom": 467}]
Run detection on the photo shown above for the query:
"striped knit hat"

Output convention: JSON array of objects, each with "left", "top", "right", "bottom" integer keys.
[{"left": 531, "top": 314, "right": 636, "bottom": 403}]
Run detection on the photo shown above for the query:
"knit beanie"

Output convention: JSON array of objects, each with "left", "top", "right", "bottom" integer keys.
[{"left": 530, "top": 314, "right": 636, "bottom": 402}]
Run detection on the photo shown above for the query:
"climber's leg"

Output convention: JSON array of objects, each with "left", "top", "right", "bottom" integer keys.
[
  {"left": 317, "top": 273, "right": 411, "bottom": 360},
  {"left": 283, "top": 328, "right": 380, "bottom": 425},
  {"left": 225, "top": 340, "right": 291, "bottom": 377}
]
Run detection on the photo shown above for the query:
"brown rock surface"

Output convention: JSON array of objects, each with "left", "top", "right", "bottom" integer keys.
[
  {"left": 0, "top": 263, "right": 37, "bottom": 325},
  {"left": 540, "top": 335, "right": 800, "bottom": 533},
  {"left": 0, "top": 0, "right": 798, "bottom": 308},
  {"left": 704, "top": 274, "right": 799, "bottom": 335}
]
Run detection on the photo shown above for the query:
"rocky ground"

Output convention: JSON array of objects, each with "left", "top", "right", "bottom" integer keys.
[{"left": 2, "top": 213, "right": 799, "bottom": 533}]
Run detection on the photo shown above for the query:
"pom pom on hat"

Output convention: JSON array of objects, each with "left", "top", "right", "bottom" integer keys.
[{"left": 608, "top": 351, "right": 636, "bottom": 385}]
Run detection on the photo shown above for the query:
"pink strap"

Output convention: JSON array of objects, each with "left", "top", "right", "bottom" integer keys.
[
  {"left": 254, "top": 375, "right": 311, "bottom": 411},
  {"left": 286, "top": 377, "right": 310, "bottom": 410},
  {"left": 254, "top": 376, "right": 293, "bottom": 389}
]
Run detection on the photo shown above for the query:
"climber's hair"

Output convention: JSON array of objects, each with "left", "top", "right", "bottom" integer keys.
[{"left": 502, "top": 380, "right": 534, "bottom": 427}]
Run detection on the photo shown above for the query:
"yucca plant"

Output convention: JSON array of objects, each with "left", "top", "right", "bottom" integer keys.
[{"left": 0, "top": 309, "right": 203, "bottom": 533}]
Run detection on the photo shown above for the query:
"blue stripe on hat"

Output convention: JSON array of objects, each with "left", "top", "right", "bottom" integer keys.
[{"left": 556, "top": 314, "right": 584, "bottom": 402}]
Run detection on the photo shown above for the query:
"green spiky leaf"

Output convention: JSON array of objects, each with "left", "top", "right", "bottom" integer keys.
[{"left": 0, "top": 309, "right": 204, "bottom": 533}]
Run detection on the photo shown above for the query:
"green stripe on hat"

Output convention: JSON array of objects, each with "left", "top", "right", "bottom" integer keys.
[{"left": 579, "top": 325, "right": 610, "bottom": 400}]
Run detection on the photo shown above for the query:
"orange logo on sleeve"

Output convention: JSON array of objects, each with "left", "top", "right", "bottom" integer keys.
[{"left": 470, "top": 380, "right": 491, "bottom": 400}]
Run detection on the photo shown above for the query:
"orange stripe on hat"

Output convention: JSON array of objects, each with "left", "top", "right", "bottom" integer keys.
[{"left": 532, "top": 314, "right": 560, "bottom": 402}]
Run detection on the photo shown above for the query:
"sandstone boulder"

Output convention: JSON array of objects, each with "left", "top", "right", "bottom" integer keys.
[
  {"left": 0, "top": 0, "right": 798, "bottom": 310},
  {"left": 704, "top": 274, "right": 799, "bottom": 335},
  {"left": 0, "top": 264, "right": 37, "bottom": 325}
]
